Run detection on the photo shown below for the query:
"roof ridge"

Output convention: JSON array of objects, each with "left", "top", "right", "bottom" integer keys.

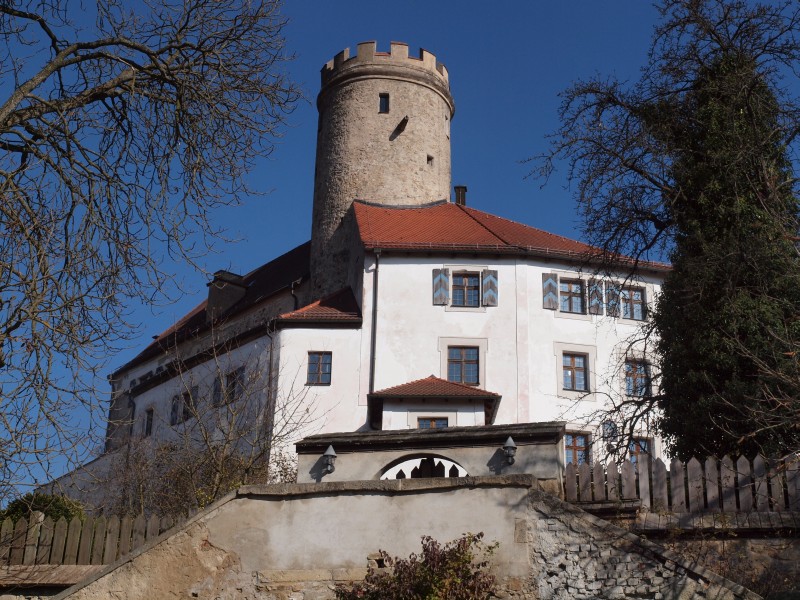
[
  {"left": 461, "top": 204, "right": 594, "bottom": 254},
  {"left": 455, "top": 204, "right": 514, "bottom": 248}
]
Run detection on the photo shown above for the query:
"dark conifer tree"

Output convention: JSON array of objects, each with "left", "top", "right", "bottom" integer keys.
[{"left": 654, "top": 53, "right": 800, "bottom": 459}]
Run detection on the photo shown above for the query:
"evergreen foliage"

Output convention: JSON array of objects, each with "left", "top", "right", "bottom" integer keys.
[
  {"left": 0, "top": 492, "right": 85, "bottom": 523},
  {"left": 654, "top": 53, "right": 800, "bottom": 459},
  {"left": 334, "top": 533, "right": 497, "bottom": 600}
]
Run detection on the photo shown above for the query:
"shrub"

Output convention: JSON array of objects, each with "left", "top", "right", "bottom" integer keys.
[
  {"left": 335, "top": 532, "right": 497, "bottom": 600},
  {"left": 0, "top": 492, "right": 85, "bottom": 523}
]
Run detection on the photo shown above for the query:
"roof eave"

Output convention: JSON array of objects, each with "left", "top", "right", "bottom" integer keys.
[{"left": 360, "top": 243, "right": 670, "bottom": 273}]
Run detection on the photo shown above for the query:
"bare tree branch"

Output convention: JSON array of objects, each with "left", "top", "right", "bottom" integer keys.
[{"left": 0, "top": 0, "right": 299, "bottom": 496}]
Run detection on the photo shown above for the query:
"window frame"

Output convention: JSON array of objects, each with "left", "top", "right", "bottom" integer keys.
[
  {"left": 451, "top": 271, "right": 480, "bottom": 308},
  {"left": 438, "top": 337, "right": 488, "bottom": 389},
  {"left": 559, "top": 279, "right": 585, "bottom": 314},
  {"left": 181, "top": 390, "right": 195, "bottom": 423},
  {"left": 447, "top": 346, "right": 479, "bottom": 386},
  {"left": 170, "top": 386, "right": 198, "bottom": 426},
  {"left": 553, "top": 342, "right": 597, "bottom": 401},
  {"left": 620, "top": 286, "right": 646, "bottom": 321},
  {"left": 417, "top": 417, "right": 449, "bottom": 429},
  {"left": 307, "top": 351, "right": 332, "bottom": 386},
  {"left": 565, "top": 432, "right": 591, "bottom": 466},
  {"left": 144, "top": 408, "right": 154, "bottom": 437},
  {"left": 379, "top": 93, "right": 390, "bottom": 114},
  {"left": 624, "top": 359, "right": 651, "bottom": 397},
  {"left": 628, "top": 437, "right": 651, "bottom": 465},
  {"left": 562, "top": 352, "right": 589, "bottom": 392},
  {"left": 224, "top": 366, "right": 246, "bottom": 404}
]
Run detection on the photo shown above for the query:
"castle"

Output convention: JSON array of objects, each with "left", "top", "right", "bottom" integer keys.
[{"left": 61, "top": 41, "right": 668, "bottom": 503}]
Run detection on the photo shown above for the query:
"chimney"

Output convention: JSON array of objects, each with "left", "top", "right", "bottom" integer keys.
[
  {"left": 207, "top": 270, "right": 247, "bottom": 323},
  {"left": 454, "top": 185, "right": 467, "bottom": 206}
]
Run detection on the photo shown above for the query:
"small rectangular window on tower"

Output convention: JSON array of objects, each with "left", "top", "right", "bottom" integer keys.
[
  {"left": 427, "top": 154, "right": 434, "bottom": 167},
  {"left": 379, "top": 93, "right": 390, "bottom": 113}
]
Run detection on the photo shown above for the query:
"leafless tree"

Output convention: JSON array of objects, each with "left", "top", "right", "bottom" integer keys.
[
  {"left": 105, "top": 333, "right": 322, "bottom": 518},
  {"left": 0, "top": 0, "right": 299, "bottom": 492}
]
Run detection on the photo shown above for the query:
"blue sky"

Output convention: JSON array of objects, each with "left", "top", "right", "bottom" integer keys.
[{"left": 113, "top": 2, "right": 661, "bottom": 370}]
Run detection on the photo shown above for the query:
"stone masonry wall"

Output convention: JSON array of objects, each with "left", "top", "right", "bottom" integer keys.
[
  {"left": 51, "top": 476, "right": 759, "bottom": 600},
  {"left": 527, "top": 492, "right": 759, "bottom": 599}
]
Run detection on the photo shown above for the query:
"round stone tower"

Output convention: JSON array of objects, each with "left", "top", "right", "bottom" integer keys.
[{"left": 310, "top": 41, "right": 455, "bottom": 296}]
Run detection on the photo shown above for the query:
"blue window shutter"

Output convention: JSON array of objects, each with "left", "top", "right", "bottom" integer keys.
[
  {"left": 432, "top": 268, "right": 450, "bottom": 305},
  {"left": 481, "top": 269, "right": 498, "bottom": 307},
  {"left": 588, "top": 279, "right": 604, "bottom": 315},
  {"left": 542, "top": 273, "right": 558, "bottom": 310}
]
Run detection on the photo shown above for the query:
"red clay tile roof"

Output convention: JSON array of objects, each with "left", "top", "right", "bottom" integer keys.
[
  {"left": 276, "top": 288, "right": 361, "bottom": 325},
  {"left": 369, "top": 376, "right": 501, "bottom": 399},
  {"left": 353, "top": 201, "right": 670, "bottom": 270}
]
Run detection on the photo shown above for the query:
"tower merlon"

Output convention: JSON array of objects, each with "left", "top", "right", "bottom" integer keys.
[{"left": 321, "top": 41, "right": 450, "bottom": 87}]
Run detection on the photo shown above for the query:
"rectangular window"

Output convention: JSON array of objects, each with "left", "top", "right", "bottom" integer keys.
[
  {"left": 379, "top": 93, "right": 389, "bottom": 113},
  {"left": 144, "top": 408, "right": 154, "bottom": 437},
  {"left": 565, "top": 433, "right": 590, "bottom": 465},
  {"left": 625, "top": 360, "right": 651, "bottom": 397},
  {"left": 620, "top": 287, "right": 646, "bottom": 320},
  {"left": 181, "top": 390, "right": 194, "bottom": 423},
  {"left": 224, "top": 366, "right": 245, "bottom": 404},
  {"left": 559, "top": 279, "right": 585, "bottom": 314},
  {"left": 452, "top": 272, "right": 480, "bottom": 307},
  {"left": 418, "top": 417, "right": 448, "bottom": 429},
  {"left": 447, "top": 346, "right": 479, "bottom": 385},
  {"left": 629, "top": 437, "right": 651, "bottom": 465},
  {"left": 171, "top": 387, "right": 197, "bottom": 425},
  {"left": 307, "top": 351, "right": 332, "bottom": 385},
  {"left": 563, "top": 353, "right": 588, "bottom": 391}
]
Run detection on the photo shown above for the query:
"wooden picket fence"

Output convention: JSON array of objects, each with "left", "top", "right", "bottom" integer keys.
[
  {"left": 0, "top": 513, "right": 176, "bottom": 567},
  {"left": 565, "top": 454, "right": 800, "bottom": 513}
]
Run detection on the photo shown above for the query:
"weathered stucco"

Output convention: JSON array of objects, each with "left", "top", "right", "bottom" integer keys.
[{"left": 53, "top": 476, "right": 759, "bottom": 600}]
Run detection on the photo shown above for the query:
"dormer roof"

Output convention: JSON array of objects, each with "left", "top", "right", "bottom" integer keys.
[
  {"left": 275, "top": 288, "right": 361, "bottom": 327},
  {"left": 369, "top": 375, "right": 500, "bottom": 399}
]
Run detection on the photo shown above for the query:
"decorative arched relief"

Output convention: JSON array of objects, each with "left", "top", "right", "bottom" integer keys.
[{"left": 380, "top": 455, "right": 468, "bottom": 480}]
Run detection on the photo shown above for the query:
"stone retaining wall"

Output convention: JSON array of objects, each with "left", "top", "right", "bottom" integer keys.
[{"left": 46, "top": 476, "right": 758, "bottom": 600}]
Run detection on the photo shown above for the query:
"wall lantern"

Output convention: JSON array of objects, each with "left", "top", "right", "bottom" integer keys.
[
  {"left": 503, "top": 437, "right": 517, "bottom": 465},
  {"left": 322, "top": 445, "right": 337, "bottom": 474}
]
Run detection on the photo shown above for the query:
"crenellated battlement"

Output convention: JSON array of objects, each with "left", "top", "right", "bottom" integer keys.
[{"left": 321, "top": 41, "right": 449, "bottom": 88}]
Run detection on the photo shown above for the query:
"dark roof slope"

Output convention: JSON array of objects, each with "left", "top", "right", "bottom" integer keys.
[{"left": 114, "top": 242, "right": 310, "bottom": 375}]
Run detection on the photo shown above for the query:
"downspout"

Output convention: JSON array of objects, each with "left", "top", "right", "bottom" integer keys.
[
  {"left": 262, "top": 323, "right": 276, "bottom": 473},
  {"left": 368, "top": 249, "right": 381, "bottom": 395}
]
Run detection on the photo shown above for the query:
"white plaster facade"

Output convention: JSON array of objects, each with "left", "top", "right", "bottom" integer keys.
[{"left": 89, "top": 233, "right": 664, "bottom": 497}]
